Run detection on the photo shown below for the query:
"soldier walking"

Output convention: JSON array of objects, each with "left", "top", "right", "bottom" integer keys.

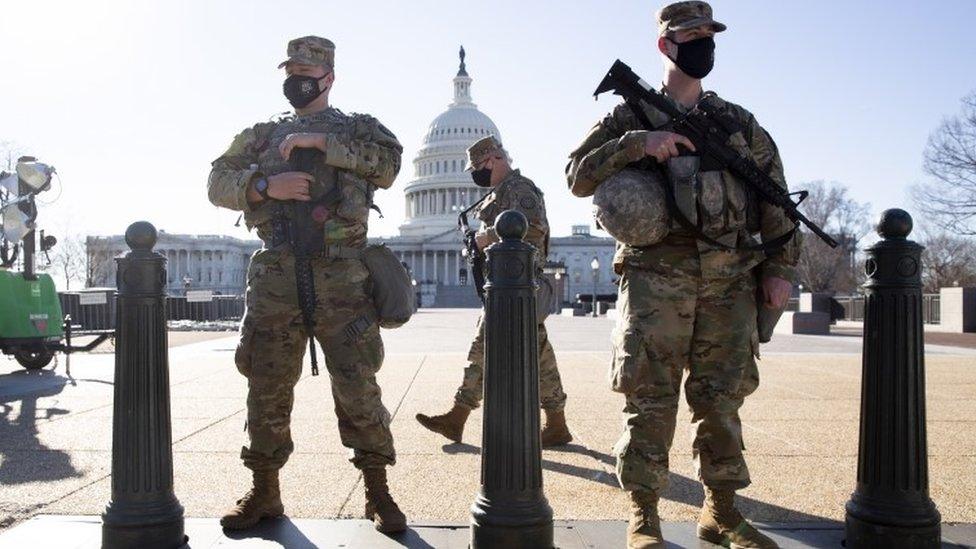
[
  {"left": 567, "top": 3, "right": 799, "bottom": 548},
  {"left": 416, "top": 136, "right": 573, "bottom": 448},
  {"left": 208, "top": 36, "right": 407, "bottom": 533}
]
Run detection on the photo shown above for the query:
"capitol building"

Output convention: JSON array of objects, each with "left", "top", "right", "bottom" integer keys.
[{"left": 372, "top": 48, "right": 616, "bottom": 308}]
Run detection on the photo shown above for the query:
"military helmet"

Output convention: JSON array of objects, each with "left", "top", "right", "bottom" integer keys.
[{"left": 593, "top": 168, "right": 670, "bottom": 247}]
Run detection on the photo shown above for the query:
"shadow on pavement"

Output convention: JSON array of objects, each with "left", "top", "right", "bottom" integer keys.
[
  {"left": 0, "top": 369, "right": 82, "bottom": 486},
  {"left": 545, "top": 443, "right": 841, "bottom": 546},
  {"left": 221, "top": 517, "right": 319, "bottom": 548},
  {"left": 221, "top": 517, "right": 440, "bottom": 548}
]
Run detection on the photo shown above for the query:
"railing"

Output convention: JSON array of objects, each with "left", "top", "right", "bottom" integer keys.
[
  {"left": 836, "top": 295, "right": 866, "bottom": 322},
  {"left": 832, "top": 294, "right": 941, "bottom": 325},
  {"left": 923, "top": 294, "right": 940, "bottom": 325}
]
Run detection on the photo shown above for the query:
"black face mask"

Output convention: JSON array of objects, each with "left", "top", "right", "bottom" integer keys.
[
  {"left": 471, "top": 167, "right": 492, "bottom": 187},
  {"left": 668, "top": 36, "right": 715, "bottom": 79},
  {"left": 283, "top": 73, "right": 329, "bottom": 109}
]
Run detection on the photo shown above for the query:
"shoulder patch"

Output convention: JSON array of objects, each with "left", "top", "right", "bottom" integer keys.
[{"left": 519, "top": 194, "right": 537, "bottom": 210}]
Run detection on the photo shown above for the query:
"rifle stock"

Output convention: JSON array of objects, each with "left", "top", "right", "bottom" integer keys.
[{"left": 457, "top": 190, "right": 494, "bottom": 304}]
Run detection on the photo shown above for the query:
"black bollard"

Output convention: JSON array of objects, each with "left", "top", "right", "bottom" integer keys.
[
  {"left": 470, "top": 210, "right": 554, "bottom": 549},
  {"left": 845, "top": 209, "right": 940, "bottom": 548},
  {"left": 102, "top": 222, "right": 185, "bottom": 549}
]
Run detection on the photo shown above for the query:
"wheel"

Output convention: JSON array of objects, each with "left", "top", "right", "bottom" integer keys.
[{"left": 15, "top": 350, "right": 55, "bottom": 370}]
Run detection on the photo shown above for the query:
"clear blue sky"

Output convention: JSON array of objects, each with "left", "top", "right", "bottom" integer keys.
[{"left": 2, "top": 0, "right": 974, "bottom": 242}]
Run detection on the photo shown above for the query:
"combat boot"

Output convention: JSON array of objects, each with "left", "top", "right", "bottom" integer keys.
[
  {"left": 627, "top": 491, "right": 665, "bottom": 549},
  {"left": 415, "top": 404, "right": 470, "bottom": 443},
  {"left": 698, "top": 487, "right": 778, "bottom": 548},
  {"left": 540, "top": 409, "right": 573, "bottom": 447},
  {"left": 363, "top": 467, "right": 407, "bottom": 533},
  {"left": 220, "top": 469, "right": 284, "bottom": 530}
]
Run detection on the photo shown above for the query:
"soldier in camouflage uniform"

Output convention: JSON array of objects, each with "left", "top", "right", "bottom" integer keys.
[
  {"left": 567, "top": 3, "right": 799, "bottom": 548},
  {"left": 208, "top": 36, "right": 407, "bottom": 533},
  {"left": 416, "top": 136, "right": 572, "bottom": 447}
]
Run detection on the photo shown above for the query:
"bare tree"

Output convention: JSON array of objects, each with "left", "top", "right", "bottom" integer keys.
[
  {"left": 33, "top": 218, "right": 85, "bottom": 290},
  {"left": 794, "top": 181, "right": 872, "bottom": 293},
  {"left": 917, "top": 228, "right": 976, "bottom": 293},
  {"left": 912, "top": 92, "right": 976, "bottom": 235},
  {"left": 85, "top": 241, "right": 116, "bottom": 288},
  {"left": 44, "top": 234, "right": 87, "bottom": 291},
  {"left": 0, "top": 140, "right": 25, "bottom": 171}
]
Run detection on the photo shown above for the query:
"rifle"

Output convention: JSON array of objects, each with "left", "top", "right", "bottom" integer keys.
[
  {"left": 290, "top": 147, "right": 324, "bottom": 375},
  {"left": 593, "top": 59, "right": 838, "bottom": 249},
  {"left": 457, "top": 190, "right": 494, "bottom": 303}
]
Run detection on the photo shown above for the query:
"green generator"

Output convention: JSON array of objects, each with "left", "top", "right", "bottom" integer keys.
[
  {"left": 0, "top": 269, "right": 64, "bottom": 368},
  {"left": 0, "top": 156, "right": 110, "bottom": 370}
]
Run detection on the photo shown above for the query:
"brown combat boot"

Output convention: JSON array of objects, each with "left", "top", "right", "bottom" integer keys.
[
  {"left": 540, "top": 409, "right": 573, "bottom": 447},
  {"left": 220, "top": 470, "right": 284, "bottom": 530},
  {"left": 627, "top": 491, "right": 665, "bottom": 549},
  {"left": 698, "top": 487, "right": 778, "bottom": 548},
  {"left": 363, "top": 467, "right": 407, "bottom": 533},
  {"left": 415, "top": 404, "right": 470, "bottom": 443}
]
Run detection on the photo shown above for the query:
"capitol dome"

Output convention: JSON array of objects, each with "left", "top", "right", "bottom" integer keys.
[{"left": 399, "top": 47, "right": 502, "bottom": 238}]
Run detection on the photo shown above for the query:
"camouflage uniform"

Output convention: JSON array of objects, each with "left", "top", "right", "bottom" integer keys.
[
  {"left": 567, "top": 86, "right": 800, "bottom": 493},
  {"left": 454, "top": 167, "right": 567, "bottom": 412},
  {"left": 208, "top": 71, "right": 403, "bottom": 471}
]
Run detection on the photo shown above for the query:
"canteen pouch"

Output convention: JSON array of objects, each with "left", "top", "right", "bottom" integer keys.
[{"left": 361, "top": 244, "right": 416, "bottom": 329}]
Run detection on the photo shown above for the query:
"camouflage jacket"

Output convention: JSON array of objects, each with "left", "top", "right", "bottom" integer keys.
[
  {"left": 566, "top": 92, "right": 800, "bottom": 282},
  {"left": 208, "top": 107, "right": 402, "bottom": 249},
  {"left": 476, "top": 169, "right": 549, "bottom": 265}
]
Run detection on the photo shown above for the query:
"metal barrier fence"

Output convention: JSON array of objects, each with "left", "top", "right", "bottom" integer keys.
[
  {"left": 57, "top": 291, "right": 245, "bottom": 331},
  {"left": 59, "top": 291, "right": 117, "bottom": 331}
]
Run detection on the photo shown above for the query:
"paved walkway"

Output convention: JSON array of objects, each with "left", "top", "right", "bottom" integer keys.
[
  {"left": 3, "top": 516, "right": 974, "bottom": 548},
  {"left": 1, "top": 309, "right": 974, "bottom": 547}
]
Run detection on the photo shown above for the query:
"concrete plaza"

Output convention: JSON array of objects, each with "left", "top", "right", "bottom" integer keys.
[{"left": 1, "top": 309, "right": 974, "bottom": 547}]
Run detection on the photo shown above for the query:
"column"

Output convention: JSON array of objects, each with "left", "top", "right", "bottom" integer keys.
[
  {"left": 434, "top": 250, "right": 440, "bottom": 284},
  {"left": 454, "top": 250, "right": 461, "bottom": 286}
]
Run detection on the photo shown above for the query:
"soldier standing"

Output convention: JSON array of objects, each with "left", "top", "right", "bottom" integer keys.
[
  {"left": 416, "top": 136, "right": 573, "bottom": 448},
  {"left": 208, "top": 36, "right": 407, "bottom": 533},
  {"left": 567, "top": 3, "right": 799, "bottom": 548}
]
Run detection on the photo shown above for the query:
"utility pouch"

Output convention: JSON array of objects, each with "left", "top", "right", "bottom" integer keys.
[
  {"left": 535, "top": 273, "right": 557, "bottom": 324},
  {"left": 666, "top": 156, "right": 700, "bottom": 228},
  {"left": 361, "top": 244, "right": 416, "bottom": 329}
]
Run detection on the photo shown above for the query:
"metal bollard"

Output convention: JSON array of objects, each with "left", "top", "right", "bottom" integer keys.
[
  {"left": 844, "top": 209, "right": 940, "bottom": 548},
  {"left": 102, "top": 222, "right": 185, "bottom": 549},
  {"left": 470, "top": 210, "right": 554, "bottom": 549}
]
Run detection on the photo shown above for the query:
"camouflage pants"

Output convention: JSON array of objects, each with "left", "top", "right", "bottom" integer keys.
[
  {"left": 454, "top": 314, "right": 568, "bottom": 411},
  {"left": 611, "top": 258, "right": 759, "bottom": 494},
  {"left": 235, "top": 249, "right": 394, "bottom": 472}
]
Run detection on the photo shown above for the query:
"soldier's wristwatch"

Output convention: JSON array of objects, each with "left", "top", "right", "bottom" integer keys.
[{"left": 253, "top": 176, "right": 270, "bottom": 200}]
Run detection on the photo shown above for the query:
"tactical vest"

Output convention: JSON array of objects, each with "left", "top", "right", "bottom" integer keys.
[
  {"left": 476, "top": 174, "right": 549, "bottom": 260},
  {"left": 635, "top": 94, "right": 763, "bottom": 240},
  {"left": 244, "top": 109, "right": 376, "bottom": 249}
]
